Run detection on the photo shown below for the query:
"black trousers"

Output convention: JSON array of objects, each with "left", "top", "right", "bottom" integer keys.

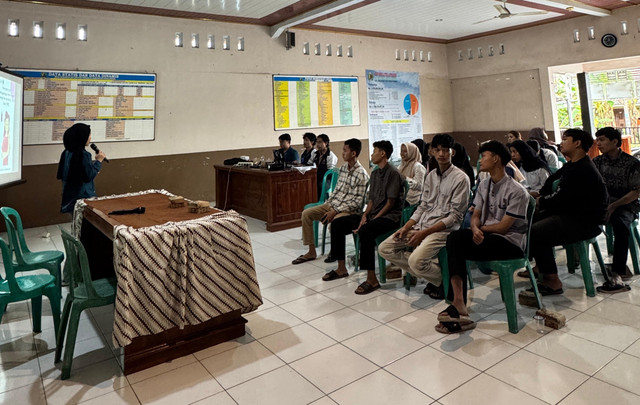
[
  {"left": 530, "top": 213, "right": 601, "bottom": 275},
  {"left": 609, "top": 206, "right": 637, "bottom": 276},
  {"left": 330, "top": 215, "right": 398, "bottom": 271},
  {"left": 446, "top": 229, "right": 524, "bottom": 303}
]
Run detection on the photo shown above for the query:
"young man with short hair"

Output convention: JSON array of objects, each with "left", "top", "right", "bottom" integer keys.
[
  {"left": 293, "top": 138, "right": 368, "bottom": 264},
  {"left": 300, "top": 132, "right": 317, "bottom": 166},
  {"left": 278, "top": 133, "right": 300, "bottom": 163},
  {"left": 523, "top": 129, "right": 608, "bottom": 297},
  {"left": 437, "top": 141, "right": 529, "bottom": 333},
  {"left": 322, "top": 140, "right": 404, "bottom": 295},
  {"left": 592, "top": 127, "right": 639, "bottom": 293},
  {"left": 378, "top": 134, "right": 469, "bottom": 299}
]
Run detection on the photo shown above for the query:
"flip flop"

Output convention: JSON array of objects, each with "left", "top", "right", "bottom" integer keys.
[
  {"left": 437, "top": 304, "right": 472, "bottom": 324},
  {"left": 322, "top": 270, "right": 349, "bottom": 281},
  {"left": 292, "top": 255, "right": 316, "bottom": 265},
  {"left": 354, "top": 281, "right": 380, "bottom": 295},
  {"left": 533, "top": 284, "right": 563, "bottom": 296},
  {"left": 423, "top": 283, "right": 444, "bottom": 300},
  {"left": 435, "top": 321, "right": 476, "bottom": 334}
]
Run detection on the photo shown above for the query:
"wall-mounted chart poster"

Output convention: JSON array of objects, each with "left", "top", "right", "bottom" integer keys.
[
  {"left": 13, "top": 69, "right": 156, "bottom": 145},
  {"left": 366, "top": 70, "right": 422, "bottom": 160},
  {"left": 273, "top": 75, "right": 359, "bottom": 130}
]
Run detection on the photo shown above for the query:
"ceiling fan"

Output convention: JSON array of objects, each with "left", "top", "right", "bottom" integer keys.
[{"left": 473, "top": 0, "right": 548, "bottom": 24}]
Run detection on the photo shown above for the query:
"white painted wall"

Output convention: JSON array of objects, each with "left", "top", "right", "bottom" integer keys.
[
  {"left": 0, "top": 0, "right": 451, "bottom": 166},
  {"left": 447, "top": 5, "right": 640, "bottom": 137}
]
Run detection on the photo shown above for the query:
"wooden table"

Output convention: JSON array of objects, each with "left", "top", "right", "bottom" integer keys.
[
  {"left": 79, "top": 191, "right": 261, "bottom": 374},
  {"left": 214, "top": 165, "right": 317, "bottom": 231}
]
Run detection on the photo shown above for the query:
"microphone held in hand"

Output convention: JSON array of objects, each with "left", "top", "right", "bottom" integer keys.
[
  {"left": 90, "top": 143, "right": 109, "bottom": 163},
  {"left": 108, "top": 207, "right": 146, "bottom": 215}
]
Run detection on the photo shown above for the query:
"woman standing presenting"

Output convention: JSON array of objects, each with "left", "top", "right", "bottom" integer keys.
[{"left": 56, "top": 123, "right": 106, "bottom": 213}]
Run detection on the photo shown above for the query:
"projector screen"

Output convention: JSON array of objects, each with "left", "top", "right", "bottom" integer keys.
[{"left": 0, "top": 67, "right": 23, "bottom": 188}]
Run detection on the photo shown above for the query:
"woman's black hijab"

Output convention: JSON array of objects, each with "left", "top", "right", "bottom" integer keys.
[
  {"left": 411, "top": 138, "right": 430, "bottom": 167},
  {"left": 56, "top": 123, "right": 91, "bottom": 184},
  {"left": 451, "top": 143, "right": 475, "bottom": 185},
  {"left": 510, "top": 140, "right": 551, "bottom": 174}
]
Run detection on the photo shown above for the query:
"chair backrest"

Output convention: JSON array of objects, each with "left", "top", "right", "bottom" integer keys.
[
  {"left": 0, "top": 207, "right": 30, "bottom": 265},
  {"left": 523, "top": 195, "right": 537, "bottom": 259},
  {"left": 319, "top": 168, "right": 340, "bottom": 203},
  {"left": 59, "top": 227, "right": 100, "bottom": 300},
  {"left": 0, "top": 237, "right": 20, "bottom": 293}
]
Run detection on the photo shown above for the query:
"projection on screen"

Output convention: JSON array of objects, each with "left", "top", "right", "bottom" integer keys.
[{"left": 0, "top": 67, "right": 23, "bottom": 188}]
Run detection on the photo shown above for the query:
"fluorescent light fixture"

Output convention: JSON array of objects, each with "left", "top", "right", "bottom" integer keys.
[
  {"left": 427, "top": 51, "right": 432, "bottom": 63},
  {"left": 573, "top": 29, "right": 580, "bottom": 43},
  {"left": 499, "top": 43, "right": 505, "bottom": 54},
  {"left": 191, "top": 33, "right": 199, "bottom": 48},
  {"left": 314, "top": 43, "right": 321, "bottom": 55},
  {"left": 587, "top": 26, "right": 595, "bottom": 40},
  {"left": 458, "top": 50, "right": 463, "bottom": 61},
  {"left": 174, "top": 32, "right": 183, "bottom": 47},
  {"left": 8, "top": 19, "right": 19, "bottom": 37},
  {"left": 336, "top": 44, "right": 342, "bottom": 57},
  {"left": 621, "top": 21, "right": 628, "bottom": 35},
  {"left": 33, "top": 21, "right": 43, "bottom": 38},
  {"left": 325, "top": 44, "right": 331, "bottom": 56},
  {"left": 237, "top": 36, "right": 244, "bottom": 51},
  {"left": 404, "top": 50, "right": 409, "bottom": 61},
  {"left": 78, "top": 24, "right": 87, "bottom": 41},
  {"left": 207, "top": 34, "right": 214, "bottom": 49},
  {"left": 412, "top": 50, "right": 416, "bottom": 61},
  {"left": 56, "top": 23, "right": 66, "bottom": 40},
  {"left": 467, "top": 48, "right": 473, "bottom": 60},
  {"left": 419, "top": 51, "right": 424, "bottom": 62},
  {"left": 302, "top": 42, "right": 309, "bottom": 55}
]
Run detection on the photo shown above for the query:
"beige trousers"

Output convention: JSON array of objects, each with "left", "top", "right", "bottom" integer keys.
[
  {"left": 378, "top": 230, "right": 450, "bottom": 285},
  {"left": 301, "top": 202, "right": 350, "bottom": 246}
]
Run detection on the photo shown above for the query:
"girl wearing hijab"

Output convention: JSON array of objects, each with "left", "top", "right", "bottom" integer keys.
[
  {"left": 56, "top": 123, "right": 106, "bottom": 213},
  {"left": 398, "top": 142, "right": 426, "bottom": 206},
  {"left": 528, "top": 127, "right": 560, "bottom": 169},
  {"left": 451, "top": 142, "right": 475, "bottom": 187},
  {"left": 509, "top": 140, "right": 551, "bottom": 196}
]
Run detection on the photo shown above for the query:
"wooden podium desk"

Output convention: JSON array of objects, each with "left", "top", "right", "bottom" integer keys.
[
  {"left": 77, "top": 191, "right": 262, "bottom": 374},
  {"left": 214, "top": 165, "right": 317, "bottom": 231}
]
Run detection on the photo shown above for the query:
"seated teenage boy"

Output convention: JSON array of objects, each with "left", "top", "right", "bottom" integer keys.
[
  {"left": 437, "top": 141, "right": 529, "bottom": 334},
  {"left": 523, "top": 129, "right": 607, "bottom": 297},
  {"left": 322, "top": 140, "right": 404, "bottom": 295},
  {"left": 378, "top": 134, "right": 470, "bottom": 299},
  {"left": 278, "top": 133, "right": 300, "bottom": 163},
  {"left": 594, "top": 127, "right": 640, "bottom": 293},
  {"left": 292, "top": 138, "right": 368, "bottom": 264}
]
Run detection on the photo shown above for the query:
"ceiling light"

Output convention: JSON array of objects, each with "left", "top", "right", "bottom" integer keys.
[
  {"left": 8, "top": 19, "right": 19, "bottom": 37},
  {"left": 56, "top": 23, "right": 66, "bottom": 40}
]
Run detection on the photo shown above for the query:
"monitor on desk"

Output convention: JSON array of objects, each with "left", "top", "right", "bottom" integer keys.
[{"left": 273, "top": 149, "right": 284, "bottom": 163}]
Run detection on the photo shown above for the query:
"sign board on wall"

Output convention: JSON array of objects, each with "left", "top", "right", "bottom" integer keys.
[
  {"left": 13, "top": 69, "right": 156, "bottom": 145},
  {"left": 273, "top": 75, "right": 359, "bottom": 130},
  {"left": 366, "top": 69, "right": 422, "bottom": 160}
]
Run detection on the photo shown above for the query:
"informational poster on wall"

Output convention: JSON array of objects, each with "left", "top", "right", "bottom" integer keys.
[
  {"left": 13, "top": 69, "right": 156, "bottom": 145},
  {"left": 273, "top": 75, "right": 359, "bottom": 130},
  {"left": 366, "top": 69, "right": 422, "bottom": 159}
]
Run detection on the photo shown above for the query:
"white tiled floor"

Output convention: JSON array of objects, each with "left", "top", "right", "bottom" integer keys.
[{"left": 3, "top": 217, "right": 640, "bottom": 404}]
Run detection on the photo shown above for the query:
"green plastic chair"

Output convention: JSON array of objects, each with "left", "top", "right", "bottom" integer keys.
[
  {"left": 467, "top": 196, "right": 541, "bottom": 334},
  {"left": 424, "top": 247, "right": 474, "bottom": 294},
  {"left": 1, "top": 207, "right": 64, "bottom": 293},
  {"left": 604, "top": 220, "right": 640, "bottom": 276},
  {"left": 563, "top": 236, "right": 607, "bottom": 297},
  {"left": 56, "top": 228, "right": 117, "bottom": 380},
  {"left": 304, "top": 168, "right": 340, "bottom": 254},
  {"left": 0, "top": 236, "right": 61, "bottom": 336}
]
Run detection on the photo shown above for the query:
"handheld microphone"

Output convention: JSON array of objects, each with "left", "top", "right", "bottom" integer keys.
[
  {"left": 90, "top": 143, "right": 109, "bottom": 163},
  {"left": 108, "top": 207, "right": 146, "bottom": 215}
]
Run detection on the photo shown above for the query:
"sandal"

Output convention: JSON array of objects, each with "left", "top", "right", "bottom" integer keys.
[
  {"left": 522, "top": 284, "right": 563, "bottom": 296},
  {"left": 435, "top": 321, "right": 476, "bottom": 334},
  {"left": 596, "top": 281, "right": 631, "bottom": 294},
  {"left": 292, "top": 255, "right": 316, "bottom": 265},
  {"left": 322, "top": 270, "right": 349, "bottom": 281},
  {"left": 437, "top": 304, "right": 472, "bottom": 324},
  {"left": 324, "top": 254, "right": 337, "bottom": 263},
  {"left": 423, "top": 283, "right": 444, "bottom": 300},
  {"left": 354, "top": 281, "right": 380, "bottom": 295}
]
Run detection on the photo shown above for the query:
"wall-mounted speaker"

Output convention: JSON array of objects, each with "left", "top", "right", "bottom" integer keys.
[{"left": 285, "top": 31, "right": 295, "bottom": 49}]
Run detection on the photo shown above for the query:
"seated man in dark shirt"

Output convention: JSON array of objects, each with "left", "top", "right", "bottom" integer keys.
[
  {"left": 594, "top": 127, "right": 640, "bottom": 293},
  {"left": 278, "top": 133, "right": 300, "bottom": 163},
  {"left": 322, "top": 140, "right": 404, "bottom": 295},
  {"left": 523, "top": 129, "right": 608, "bottom": 297}
]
